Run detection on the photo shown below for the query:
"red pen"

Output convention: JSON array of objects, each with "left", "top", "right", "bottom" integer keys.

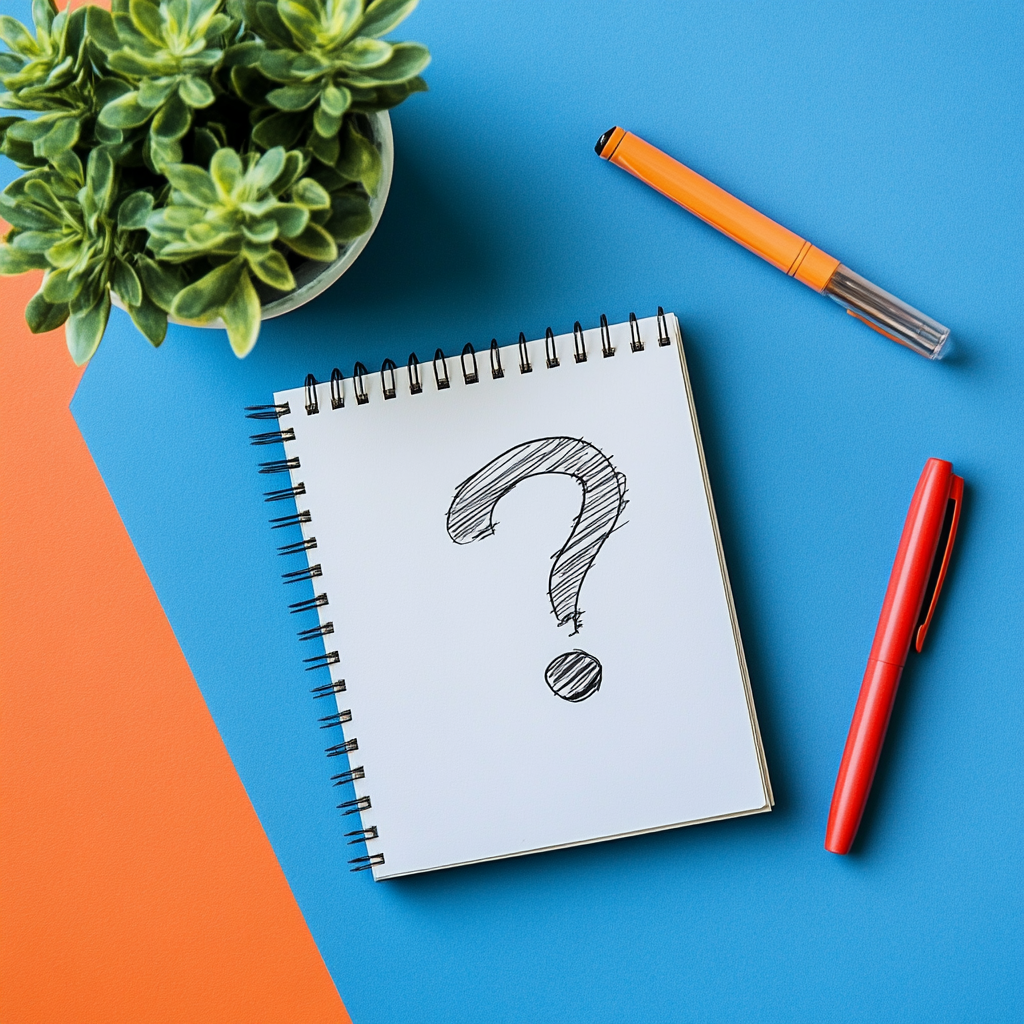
[{"left": 826, "top": 458, "right": 964, "bottom": 854}]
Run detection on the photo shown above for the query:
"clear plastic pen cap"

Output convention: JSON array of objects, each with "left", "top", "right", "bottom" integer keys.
[{"left": 823, "top": 265, "right": 951, "bottom": 359}]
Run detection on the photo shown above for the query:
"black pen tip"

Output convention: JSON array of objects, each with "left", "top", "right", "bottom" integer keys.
[{"left": 595, "top": 127, "right": 619, "bottom": 157}]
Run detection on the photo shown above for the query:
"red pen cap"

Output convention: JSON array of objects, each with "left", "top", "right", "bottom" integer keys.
[{"left": 869, "top": 458, "right": 963, "bottom": 668}]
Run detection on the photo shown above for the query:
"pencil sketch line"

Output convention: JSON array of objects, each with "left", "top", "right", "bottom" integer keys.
[{"left": 446, "top": 437, "right": 627, "bottom": 635}]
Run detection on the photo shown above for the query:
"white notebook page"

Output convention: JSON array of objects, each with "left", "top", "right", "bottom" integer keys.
[{"left": 275, "top": 314, "right": 770, "bottom": 880}]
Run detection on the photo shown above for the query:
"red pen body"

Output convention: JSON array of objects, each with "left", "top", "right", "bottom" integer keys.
[{"left": 826, "top": 458, "right": 963, "bottom": 854}]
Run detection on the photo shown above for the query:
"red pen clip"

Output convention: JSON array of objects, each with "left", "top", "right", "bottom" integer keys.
[{"left": 914, "top": 474, "right": 963, "bottom": 652}]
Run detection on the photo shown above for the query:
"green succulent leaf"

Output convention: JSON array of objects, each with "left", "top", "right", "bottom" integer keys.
[
  {"left": 31, "top": 0, "right": 57, "bottom": 37},
  {"left": 66, "top": 291, "right": 111, "bottom": 366},
  {"left": 347, "top": 42, "right": 429, "bottom": 84},
  {"left": 283, "top": 221, "right": 336, "bottom": 261},
  {"left": 340, "top": 37, "right": 392, "bottom": 69},
  {"left": 221, "top": 266, "right": 260, "bottom": 356},
  {"left": 165, "top": 162, "right": 218, "bottom": 204},
  {"left": 313, "top": 104, "right": 342, "bottom": 138},
  {"left": 152, "top": 92, "right": 191, "bottom": 141},
  {"left": 25, "top": 290, "right": 70, "bottom": 333},
  {"left": 87, "top": 147, "right": 116, "bottom": 216},
  {"left": 0, "top": 15, "right": 41, "bottom": 57},
  {"left": 36, "top": 116, "right": 81, "bottom": 158},
  {"left": 0, "top": 242, "right": 49, "bottom": 274},
  {"left": 307, "top": 128, "right": 339, "bottom": 166},
  {"left": 247, "top": 246, "right": 294, "bottom": 290},
  {"left": 322, "top": 189, "right": 372, "bottom": 241},
  {"left": 127, "top": 290, "right": 167, "bottom": 346},
  {"left": 129, "top": 0, "right": 166, "bottom": 47},
  {"left": 359, "top": 0, "right": 419, "bottom": 39},
  {"left": 42, "top": 266, "right": 83, "bottom": 304},
  {"left": 320, "top": 83, "right": 350, "bottom": 116},
  {"left": 86, "top": 7, "right": 120, "bottom": 52},
  {"left": 178, "top": 74, "right": 215, "bottom": 108},
  {"left": 99, "top": 91, "right": 152, "bottom": 129},
  {"left": 0, "top": 198, "right": 60, "bottom": 231},
  {"left": 171, "top": 257, "right": 244, "bottom": 320},
  {"left": 249, "top": 146, "right": 286, "bottom": 190},
  {"left": 266, "top": 202, "right": 309, "bottom": 236},
  {"left": 291, "top": 177, "right": 330, "bottom": 209},
  {"left": 209, "top": 147, "right": 243, "bottom": 195},
  {"left": 135, "top": 255, "right": 183, "bottom": 311},
  {"left": 138, "top": 76, "right": 177, "bottom": 108},
  {"left": 113, "top": 256, "right": 143, "bottom": 307},
  {"left": 266, "top": 83, "right": 320, "bottom": 110},
  {"left": 117, "top": 191, "right": 155, "bottom": 229},
  {"left": 10, "top": 230, "right": 62, "bottom": 252},
  {"left": 251, "top": 110, "right": 304, "bottom": 149}
]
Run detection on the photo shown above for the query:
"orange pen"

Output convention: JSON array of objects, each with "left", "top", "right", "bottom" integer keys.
[{"left": 596, "top": 127, "right": 950, "bottom": 359}]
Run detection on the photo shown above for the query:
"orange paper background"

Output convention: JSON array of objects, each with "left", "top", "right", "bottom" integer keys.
[{"left": 0, "top": 270, "right": 351, "bottom": 1021}]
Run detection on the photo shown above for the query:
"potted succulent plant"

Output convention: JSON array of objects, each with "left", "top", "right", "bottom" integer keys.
[{"left": 0, "top": 0, "right": 428, "bottom": 363}]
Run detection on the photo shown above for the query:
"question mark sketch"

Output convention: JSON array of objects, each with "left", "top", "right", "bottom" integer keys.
[{"left": 446, "top": 437, "right": 627, "bottom": 701}]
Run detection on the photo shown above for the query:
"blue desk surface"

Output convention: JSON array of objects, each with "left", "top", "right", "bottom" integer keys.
[{"left": 14, "top": 0, "right": 1022, "bottom": 1019}]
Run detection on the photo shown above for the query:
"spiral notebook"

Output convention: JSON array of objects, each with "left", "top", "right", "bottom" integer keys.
[{"left": 249, "top": 311, "right": 772, "bottom": 880}]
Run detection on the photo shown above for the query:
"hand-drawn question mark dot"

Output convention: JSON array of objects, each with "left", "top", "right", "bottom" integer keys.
[{"left": 545, "top": 650, "right": 602, "bottom": 702}]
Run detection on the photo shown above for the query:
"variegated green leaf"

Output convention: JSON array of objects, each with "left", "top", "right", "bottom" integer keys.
[
  {"left": 129, "top": 0, "right": 166, "bottom": 47},
  {"left": 247, "top": 247, "right": 294, "bottom": 290},
  {"left": 10, "top": 230, "right": 62, "bottom": 252},
  {"left": 117, "top": 191, "right": 155, "bottom": 229},
  {"left": 266, "top": 202, "right": 308, "bottom": 237},
  {"left": 320, "top": 83, "right": 351, "bottom": 116},
  {"left": 138, "top": 76, "right": 177, "bottom": 108},
  {"left": 277, "top": 2, "right": 320, "bottom": 49},
  {"left": 178, "top": 74, "right": 215, "bottom": 108},
  {"left": 339, "top": 37, "right": 392, "bottom": 69},
  {"left": 209, "top": 147, "right": 243, "bottom": 196},
  {"left": 86, "top": 6, "right": 120, "bottom": 52},
  {"left": 357, "top": 0, "right": 418, "bottom": 39},
  {"left": 291, "top": 177, "right": 330, "bottom": 210},
  {"left": 171, "top": 257, "right": 243, "bottom": 320},
  {"left": 165, "top": 163, "right": 217, "bottom": 204},
  {"left": 99, "top": 92, "right": 152, "bottom": 129},
  {"left": 135, "top": 255, "right": 183, "bottom": 311},
  {"left": 87, "top": 147, "right": 116, "bottom": 215},
  {"left": 25, "top": 290, "right": 69, "bottom": 333},
  {"left": 313, "top": 104, "right": 341, "bottom": 138},
  {"left": 266, "top": 82, "right": 320, "bottom": 110},
  {"left": 249, "top": 146, "right": 286, "bottom": 190},
  {"left": 66, "top": 291, "right": 110, "bottom": 366},
  {"left": 221, "top": 267, "right": 260, "bottom": 357},
  {"left": 152, "top": 91, "right": 191, "bottom": 140},
  {"left": 127, "top": 291, "right": 167, "bottom": 346},
  {"left": 251, "top": 110, "right": 304, "bottom": 149},
  {"left": 0, "top": 16, "right": 40, "bottom": 57},
  {"left": 113, "top": 256, "right": 143, "bottom": 307},
  {"left": 348, "top": 41, "right": 429, "bottom": 84},
  {"left": 0, "top": 242, "right": 49, "bottom": 274},
  {"left": 35, "top": 117, "right": 80, "bottom": 158},
  {"left": 322, "top": 190, "right": 372, "bottom": 241},
  {"left": 31, "top": 0, "right": 57, "bottom": 35},
  {"left": 42, "top": 266, "right": 84, "bottom": 304},
  {"left": 283, "top": 221, "right": 336, "bottom": 262}
]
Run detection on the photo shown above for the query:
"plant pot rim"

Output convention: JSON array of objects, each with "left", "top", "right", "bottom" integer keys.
[{"left": 111, "top": 110, "right": 394, "bottom": 331}]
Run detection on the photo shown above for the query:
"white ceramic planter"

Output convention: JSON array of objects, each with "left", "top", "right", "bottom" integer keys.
[{"left": 112, "top": 111, "right": 394, "bottom": 330}]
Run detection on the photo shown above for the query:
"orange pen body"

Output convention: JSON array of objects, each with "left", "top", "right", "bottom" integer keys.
[
  {"left": 597, "top": 126, "right": 840, "bottom": 292},
  {"left": 595, "top": 127, "right": 951, "bottom": 360}
]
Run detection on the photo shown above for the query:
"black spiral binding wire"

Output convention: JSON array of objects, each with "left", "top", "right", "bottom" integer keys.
[
  {"left": 247, "top": 399, "right": 384, "bottom": 874},
  {"left": 246, "top": 312, "right": 678, "bottom": 877}
]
